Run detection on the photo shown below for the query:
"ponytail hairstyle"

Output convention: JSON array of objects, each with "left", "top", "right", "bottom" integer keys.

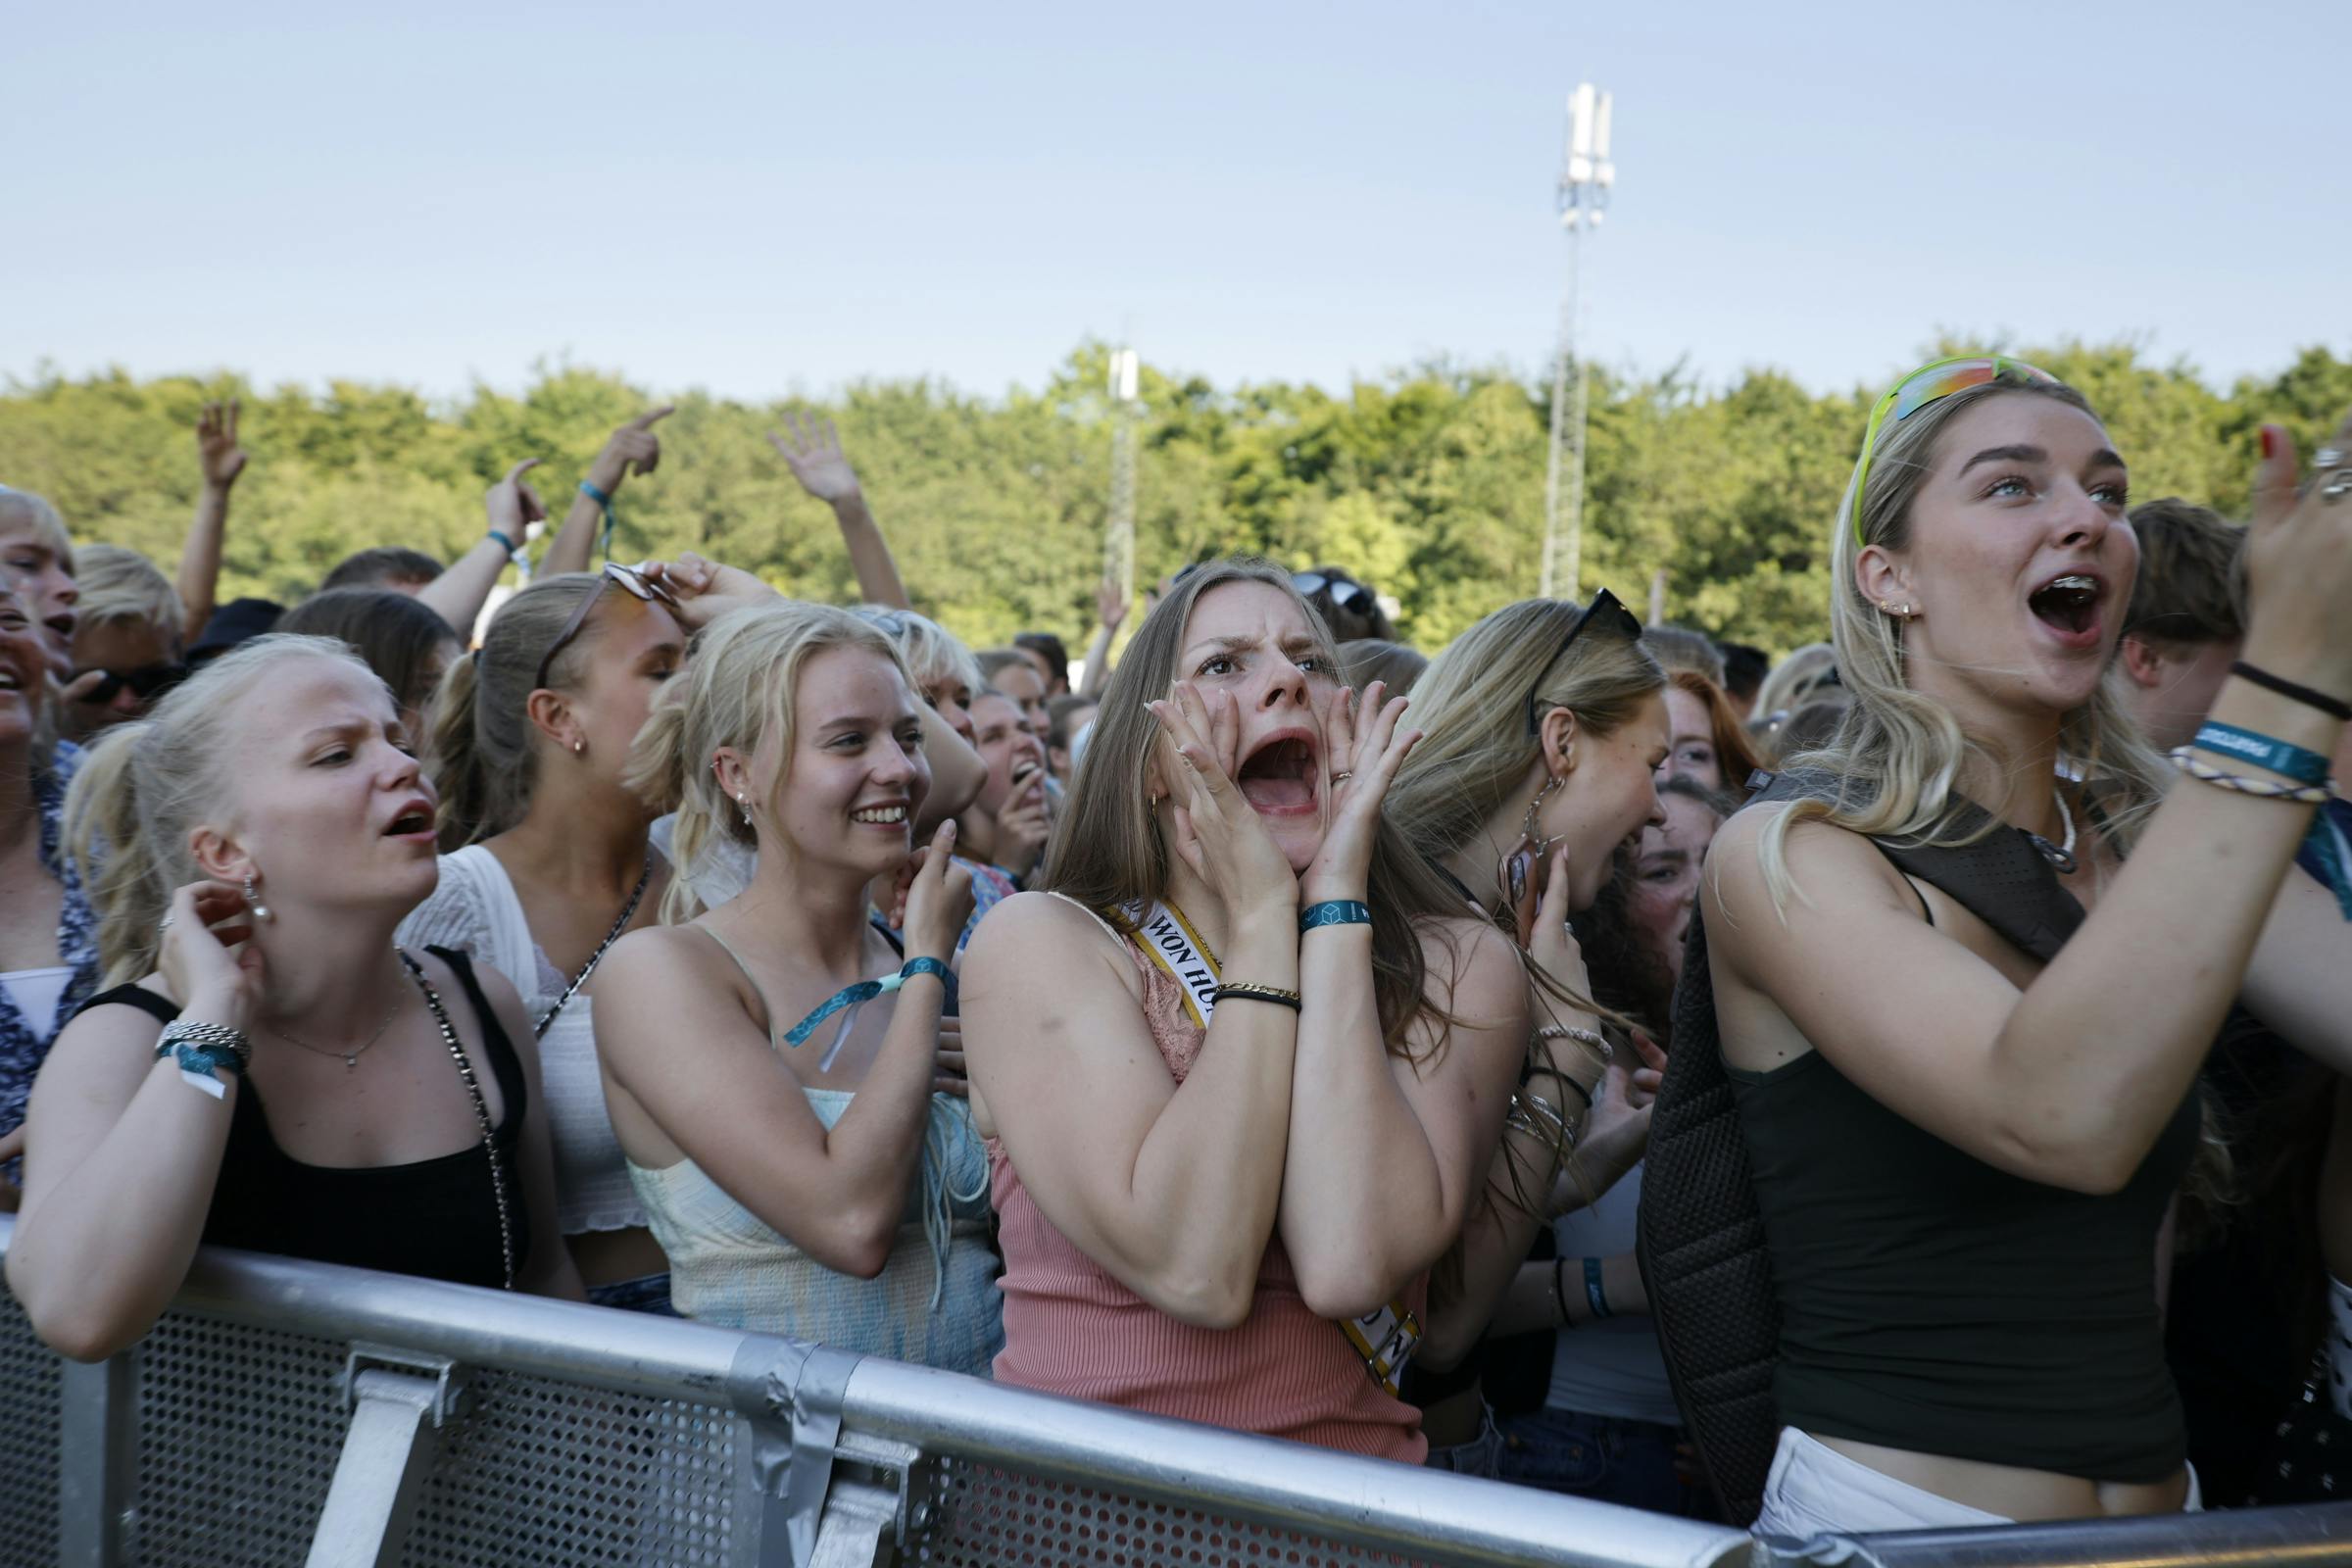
[
  {"left": 1754, "top": 370, "right": 2173, "bottom": 908},
  {"left": 424, "top": 573, "right": 605, "bottom": 853},
  {"left": 624, "top": 601, "right": 914, "bottom": 925},
  {"left": 65, "top": 635, "right": 379, "bottom": 987},
  {"left": 1044, "top": 558, "right": 1467, "bottom": 1061}
]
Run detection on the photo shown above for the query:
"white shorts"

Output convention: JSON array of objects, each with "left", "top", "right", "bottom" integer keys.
[{"left": 1752, "top": 1428, "right": 2201, "bottom": 1539}]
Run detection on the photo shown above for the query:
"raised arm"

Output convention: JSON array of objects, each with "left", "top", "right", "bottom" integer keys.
[
  {"left": 417, "top": 459, "right": 546, "bottom": 639},
  {"left": 594, "top": 826, "right": 971, "bottom": 1278},
  {"left": 6, "top": 881, "right": 258, "bottom": 1360},
  {"left": 770, "top": 414, "right": 910, "bottom": 611},
  {"left": 1077, "top": 576, "right": 1129, "bottom": 700},
  {"left": 961, "top": 689, "right": 1303, "bottom": 1327},
  {"left": 538, "top": 407, "right": 675, "bottom": 581},
  {"left": 177, "top": 401, "right": 245, "bottom": 642}
]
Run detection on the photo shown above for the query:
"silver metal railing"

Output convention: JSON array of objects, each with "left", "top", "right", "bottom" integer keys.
[{"left": 5, "top": 1216, "right": 2351, "bottom": 1566}]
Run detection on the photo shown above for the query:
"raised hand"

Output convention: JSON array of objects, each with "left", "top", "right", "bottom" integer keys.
[
  {"left": 1298, "top": 678, "right": 1421, "bottom": 903},
  {"left": 767, "top": 412, "right": 862, "bottom": 504},
  {"left": 1523, "top": 844, "right": 1598, "bottom": 1022},
  {"left": 991, "top": 768, "right": 1053, "bottom": 881},
  {"left": 636, "top": 552, "right": 780, "bottom": 630},
  {"left": 1095, "top": 574, "right": 1129, "bottom": 634},
  {"left": 901, "top": 821, "right": 976, "bottom": 965},
  {"left": 195, "top": 400, "right": 247, "bottom": 489},
  {"left": 2245, "top": 411, "right": 2352, "bottom": 700},
  {"left": 157, "top": 880, "right": 265, "bottom": 1028},
  {"left": 1149, "top": 682, "right": 1298, "bottom": 915},
  {"left": 484, "top": 459, "right": 549, "bottom": 545},
  {"left": 588, "top": 406, "right": 676, "bottom": 492}
]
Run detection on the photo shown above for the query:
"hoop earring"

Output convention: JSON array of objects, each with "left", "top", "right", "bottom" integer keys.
[
  {"left": 243, "top": 872, "right": 273, "bottom": 924},
  {"left": 1519, "top": 771, "right": 1563, "bottom": 858}
]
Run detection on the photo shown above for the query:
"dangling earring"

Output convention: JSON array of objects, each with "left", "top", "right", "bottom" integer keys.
[
  {"left": 243, "top": 872, "right": 273, "bottom": 924},
  {"left": 736, "top": 793, "right": 752, "bottom": 827},
  {"left": 1519, "top": 772, "right": 1564, "bottom": 858}
]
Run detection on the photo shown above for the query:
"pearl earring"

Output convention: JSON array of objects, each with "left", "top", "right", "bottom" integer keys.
[
  {"left": 736, "top": 793, "right": 752, "bottom": 827},
  {"left": 243, "top": 872, "right": 272, "bottom": 924},
  {"left": 572, "top": 738, "right": 586, "bottom": 757}
]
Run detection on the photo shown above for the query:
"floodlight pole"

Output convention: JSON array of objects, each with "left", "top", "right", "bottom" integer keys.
[
  {"left": 1104, "top": 348, "right": 1141, "bottom": 609},
  {"left": 1539, "top": 84, "right": 1614, "bottom": 601}
]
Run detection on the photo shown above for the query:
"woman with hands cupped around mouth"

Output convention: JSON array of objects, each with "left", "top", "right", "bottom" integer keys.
[{"left": 959, "top": 559, "right": 1530, "bottom": 1461}]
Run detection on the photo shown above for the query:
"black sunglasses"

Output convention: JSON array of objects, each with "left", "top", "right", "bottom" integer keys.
[
  {"left": 73, "top": 661, "right": 187, "bottom": 706},
  {"left": 1525, "top": 588, "right": 1644, "bottom": 737},
  {"left": 1293, "top": 571, "right": 1373, "bottom": 616},
  {"left": 534, "top": 564, "right": 682, "bottom": 690}
]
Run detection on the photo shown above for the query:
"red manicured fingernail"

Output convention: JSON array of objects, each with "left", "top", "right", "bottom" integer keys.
[{"left": 2259, "top": 425, "right": 2278, "bottom": 461}]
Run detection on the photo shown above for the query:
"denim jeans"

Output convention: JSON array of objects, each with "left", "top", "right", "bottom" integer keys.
[
  {"left": 1495, "top": 1406, "right": 1710, "bottom": 1517},
  {"left": 587, "top": 1271, "right": 679, "bottom": 1316}
]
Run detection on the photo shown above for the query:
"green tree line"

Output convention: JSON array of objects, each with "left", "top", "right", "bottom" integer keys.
[{"left": 4, "top": 341, "right": 2345, "bottom": 657}]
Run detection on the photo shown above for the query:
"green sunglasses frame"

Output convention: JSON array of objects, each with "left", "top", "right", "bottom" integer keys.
[{"left": 1846, "top": 355, "right": 2061, "bottom": 549}]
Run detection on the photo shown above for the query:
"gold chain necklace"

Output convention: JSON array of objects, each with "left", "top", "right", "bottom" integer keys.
[{"left": 265, "top": 958, "right": 405, "bottom": 1070}]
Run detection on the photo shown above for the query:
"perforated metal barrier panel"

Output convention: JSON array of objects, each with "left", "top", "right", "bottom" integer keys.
[
  {"left": 0, "top": 1294, "right": 61, "bottom": 1566},
  {"left": 27, "top": 1305, "right": 742, "bottom": 1568},
  {"left": 912, "top": 1457, "right": 1443, "bottom": 1568}
]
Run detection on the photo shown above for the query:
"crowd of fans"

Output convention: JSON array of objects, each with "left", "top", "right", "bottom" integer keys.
[{"left": 2, "top": 358, "right": 2350, "bottom": 1540}]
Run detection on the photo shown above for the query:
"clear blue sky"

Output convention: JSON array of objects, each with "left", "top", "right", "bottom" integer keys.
[{"left": 8, "top": 0, "right": 2342, "bottom": 404}]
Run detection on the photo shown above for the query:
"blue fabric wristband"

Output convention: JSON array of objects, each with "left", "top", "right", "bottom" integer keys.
[
  {"left": 486, "top": 528, "right": 520, "bottom": 556},
  {"left": 898, "top": 956, "right": 956, "bottom": 1009},
  {"left": 1584, "top": 1255, "right": 1612, "bottom": 1320},
  {"left": 579, "top": 480, "right": 616, "bottom": 559},
  {"left": 2192, "top": 721, "right": 2332, "bottom": 787},
  {"left": 1298, "top": 900, "right": 1372, "bottom": 933}
]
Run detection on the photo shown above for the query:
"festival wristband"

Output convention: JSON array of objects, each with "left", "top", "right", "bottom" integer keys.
[
  {"left": 896, "top": 956, "right": 956, "bottom": 1009},
  {"left": 2192, "top": 721, "right": 2332, "bottom": 787},
  {"left": 1584, "top": 1255, "right": 1613, "bottom": 1320},
  {"left": 1298, "top": 900, "right": 1372, "bottom": 933},
  {"left": 579, "top": 479, "right": 617, "bottom": 559},
  {"left": 784, "top": 957, "right": 958, "bottom": 1049},
  {"left": 486, "top": 528, "right": 521, "bottom": 557},
  {"left": 155, "top": 1021, "right": 250, "bottom": 1101}
]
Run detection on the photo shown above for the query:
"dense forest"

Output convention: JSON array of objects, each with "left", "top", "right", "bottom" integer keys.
[{"left": 4, "top": 341, "right": 2345, "bottom": 657}]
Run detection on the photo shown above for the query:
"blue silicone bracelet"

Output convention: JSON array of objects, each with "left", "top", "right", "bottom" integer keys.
[
  {"left": 2192, "top": 721, "right": 2332, "bottom": 787},
  {"left": 1298, "top": 900, "right": 1372, "bottom": 933}
]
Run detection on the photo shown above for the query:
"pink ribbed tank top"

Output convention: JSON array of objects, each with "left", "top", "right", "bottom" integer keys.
[{"left": 985, "top": 907, "right": 1427, "bottom": 1463}]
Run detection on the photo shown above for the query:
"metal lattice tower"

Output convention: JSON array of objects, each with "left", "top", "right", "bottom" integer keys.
[
  {"left": 1104, "top": 347, "right": 1141, "bottom": 608},
  {"left": 1539, "top": 84, "right": 1615, "bottom": 600}
]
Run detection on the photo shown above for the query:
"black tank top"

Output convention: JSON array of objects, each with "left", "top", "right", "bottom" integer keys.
[{"left": 76, "top": 947, "right": 529, "bottom": 1290}]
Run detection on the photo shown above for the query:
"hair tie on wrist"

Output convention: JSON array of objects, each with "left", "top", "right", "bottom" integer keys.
[{"left": 2231, "top": 661, "right": 2352, "bottom": 723}]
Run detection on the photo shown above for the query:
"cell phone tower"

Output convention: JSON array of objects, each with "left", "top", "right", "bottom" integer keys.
[
  {"left": 1539, "top": 83, "right": 1615, "bottom": 600},
  {"left": 1104, "top": 347, "right": 1142, "bottom": 609}
]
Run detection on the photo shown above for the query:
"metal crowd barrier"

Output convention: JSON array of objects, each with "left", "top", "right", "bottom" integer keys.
[{"left": 2, "top": 1214, "right": 2349, "bottom": 1567}]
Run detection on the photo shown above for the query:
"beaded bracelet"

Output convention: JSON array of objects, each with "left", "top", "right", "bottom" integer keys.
[
  {"left": 2169, "top": 747, "right": 2334, "bottom": 806},
  {"left": 1536, "top": 1022, "right": 1612, "bottom": 1064}
]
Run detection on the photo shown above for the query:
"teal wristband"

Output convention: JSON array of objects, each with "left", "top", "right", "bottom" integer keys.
[
  {"left": 1299, "top": 900, "right": 1372, "bottom": 933},
  {"left": 1583, "top": 1255, "right": 1612, "bottom": 1320},
  {"left": 486, "top": 528, "right": 520, "bottom": 557},
  {"left": 900, "top": 956, "right": 956, "bottom": 1010},
  {"left": 579, "top": 480, "right": 616, "bottom": 559},
  {"left": 2192, "top": 721, "right": 2332, "bottom": 787}
]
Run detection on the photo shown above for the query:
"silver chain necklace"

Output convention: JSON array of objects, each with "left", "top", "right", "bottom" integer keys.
[
  {"left": 534, "top": 863, "right": 652, "bottom": 1038},
  {"left": 265, "top": 956, "right": 403, "bottom": 1070}
]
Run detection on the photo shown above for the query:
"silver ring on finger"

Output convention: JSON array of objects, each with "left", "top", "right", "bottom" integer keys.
[{"left": 1330, "top": 770, "right": 1354, "bottom": 785}]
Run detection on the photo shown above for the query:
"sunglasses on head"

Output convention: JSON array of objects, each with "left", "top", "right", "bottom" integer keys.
[
  {"left": 1525, "top": 588, "right": 1643, "bottom": 738},
  {"left": 1293, "top": 571, "right": 1373, "bottom": 616},
  {"left": 73, "top": 661, "right": 187, "bottom": 706},
  {"left": 534, "top": 563, "right": 682, "bottom": 691},
  {"left": 1846, "top": 355, "right": 2061, "bottom": 549}
]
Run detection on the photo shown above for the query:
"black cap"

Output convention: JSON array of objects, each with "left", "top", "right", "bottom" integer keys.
[{"left": 186, "top": 597, "right": 288, "bottom": 664}]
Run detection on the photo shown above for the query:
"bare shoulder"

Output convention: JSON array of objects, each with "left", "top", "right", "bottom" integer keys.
[
  {"left": 960, "top": 892, "right": 1135, "bottom": 990},
  {"left": 1413, "top": 914, "right": 1520, "bottom": 1001}
]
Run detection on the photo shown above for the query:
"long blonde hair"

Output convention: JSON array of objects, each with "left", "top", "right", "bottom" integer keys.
[
  {"left": 1044, "top": 559, "right": 1467, "bottom": 1059},
  {"left": 625, "top": 601, "right": 915, "bottom": 924},
  {"left": 65, "top": 635, "right": 381, "bottom": 986},
  {"left": 1756, "top": 374, "right": 2172, "bottom": 906}
]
